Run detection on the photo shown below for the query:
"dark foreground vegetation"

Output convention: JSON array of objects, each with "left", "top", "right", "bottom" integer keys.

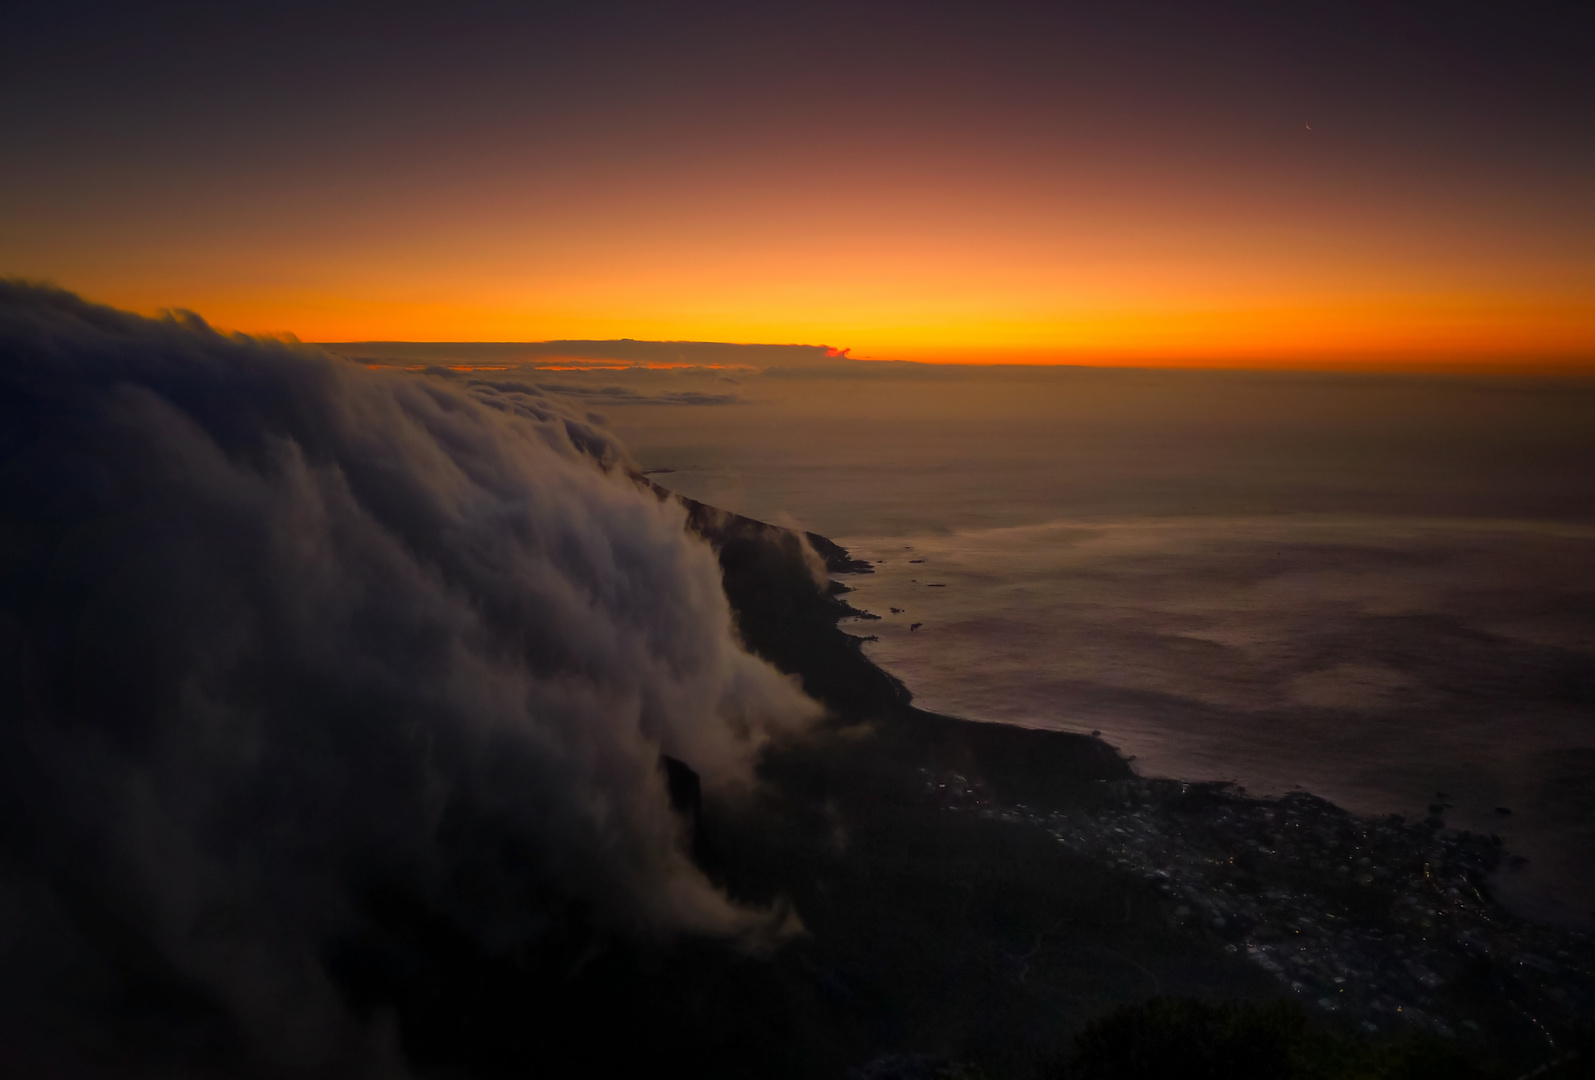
[
  {"left": 1045, "top": 997, "right": 1564, "bottom": 1080},
  {"left": 860, "top": 996, "right": 1583, "bottom": 1080}
]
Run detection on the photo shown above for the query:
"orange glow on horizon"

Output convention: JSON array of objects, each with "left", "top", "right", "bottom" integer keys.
[
  {"left": 7, "top": 4, "right": 1593, "bottom": 376},
  {"left": 18, "top": 146, "right": 1593, "bottom": 373},
  {"left": 142, "top": 288, "right": 1595, "bottom": 374}
]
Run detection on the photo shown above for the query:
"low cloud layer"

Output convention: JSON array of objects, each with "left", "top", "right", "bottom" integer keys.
[
  {"left": 328, "top": 340, "right": 846, "bottom": 370},
  {"left": 0, "top": 283, "right": 816, "bottom": 1071}
]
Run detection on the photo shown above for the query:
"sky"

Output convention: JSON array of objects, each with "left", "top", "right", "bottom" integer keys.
[{"left": 3, "top": 0, "right": 1593, "bottom": 367}]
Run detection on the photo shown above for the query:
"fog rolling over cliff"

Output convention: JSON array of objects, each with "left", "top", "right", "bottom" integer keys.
[{"left": 0, "top": 284, "right": 817, "bottom": 1073}]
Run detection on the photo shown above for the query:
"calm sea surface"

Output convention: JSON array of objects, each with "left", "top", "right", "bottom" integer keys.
[{"left": 596, "top": 365, "right": 1595, "bottom": 928}]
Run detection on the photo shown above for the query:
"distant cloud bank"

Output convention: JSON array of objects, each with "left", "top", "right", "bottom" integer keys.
[{"left": 327, "top": 338, "right": 847, "bottom": 371}]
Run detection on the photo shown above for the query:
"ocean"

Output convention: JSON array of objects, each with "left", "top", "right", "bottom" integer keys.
[{"left": 585, "top": 363, "right": 1595, "bottom": 930}]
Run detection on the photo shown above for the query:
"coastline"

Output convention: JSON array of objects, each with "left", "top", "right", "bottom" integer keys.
[{"left": 665, "top": 483, "right": 1595, "bottom": 1076}]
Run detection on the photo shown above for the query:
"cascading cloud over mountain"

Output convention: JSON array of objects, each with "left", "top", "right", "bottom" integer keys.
[{"left": 0, "top": 282, "right": 818, "bottom": 1071}]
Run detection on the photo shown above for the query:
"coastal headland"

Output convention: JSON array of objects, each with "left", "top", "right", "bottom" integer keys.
[{"left": 626, "top": 484, "right": 1594, "bottom": 1079}]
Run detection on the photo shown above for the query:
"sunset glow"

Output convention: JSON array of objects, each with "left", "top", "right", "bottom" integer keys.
[{"left": 4, "top": 2, "right": 1592, "bottom": 368}]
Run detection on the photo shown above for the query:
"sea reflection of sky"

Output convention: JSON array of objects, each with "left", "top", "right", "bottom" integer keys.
[{"left": 841, "top": 517, "right": 1595, "bottom": 928}]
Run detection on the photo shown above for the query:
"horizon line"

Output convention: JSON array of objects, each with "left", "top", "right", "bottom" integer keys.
[{"left": 318, "top": 339, "right": 1595, "bottom": 377}]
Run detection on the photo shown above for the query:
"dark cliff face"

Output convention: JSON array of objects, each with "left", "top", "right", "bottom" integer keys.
[
  {"left": 657, "top": 481, "right": 1131, "bottom": 806},
  {"left": 663, "top": 485, "right": 910, "bottom": 719}
]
